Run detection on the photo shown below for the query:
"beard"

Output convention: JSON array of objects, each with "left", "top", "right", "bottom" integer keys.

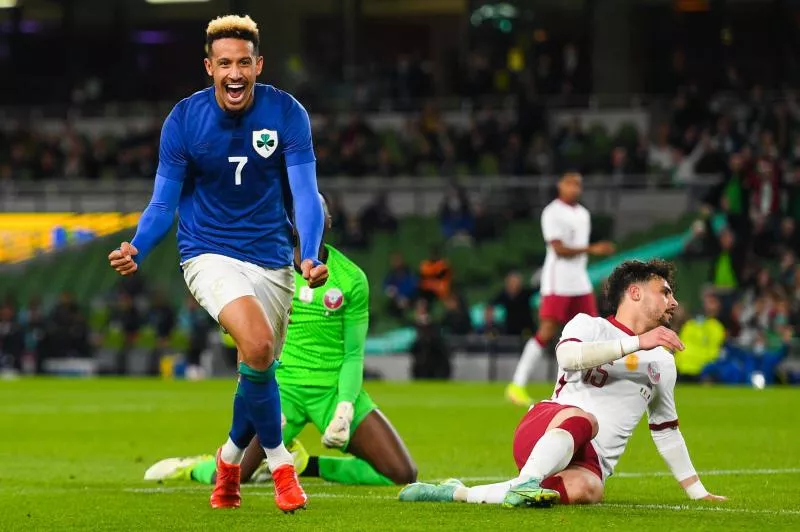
[{"left": 658, "top": 309, "right": 674, "bottom": 327}]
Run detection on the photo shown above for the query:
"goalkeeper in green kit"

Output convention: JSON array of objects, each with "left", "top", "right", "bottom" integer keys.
[{"left": 145, "top": 195, "right": 418, "bottom": 487}]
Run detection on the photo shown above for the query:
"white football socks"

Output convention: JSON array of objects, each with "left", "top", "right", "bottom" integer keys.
[
  {"left": 264, "top": 442, "right": 293, "bottom": 471},
  {"left": 220, "top": 437, "right": 245, "bottom": 465},
  {"left": 453, "top": 428, "right": 574, "bottom": 505},
  {"left": 512, "top": 338, "right": 544, "bottom": 387},
  {"left": 519, "top": 428, "right": 575, "bottom": 481},
  {"left": 455, "top": 480, "right": 515, "bottom": 504}
]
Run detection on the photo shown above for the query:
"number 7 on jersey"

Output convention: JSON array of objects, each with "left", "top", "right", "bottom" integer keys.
[{"left": 228, "top": 156, "right": 248, "bottom": 185}]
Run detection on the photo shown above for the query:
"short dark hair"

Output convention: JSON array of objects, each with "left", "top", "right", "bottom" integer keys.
[
  {"left": 205, "top": 15, "right": 260, "bottom": 57},
  {"left": 604, "top": 259, "right": 676, "bottom": 312}
]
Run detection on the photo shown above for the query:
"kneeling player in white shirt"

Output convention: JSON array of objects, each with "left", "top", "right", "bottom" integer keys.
[{"left": 400, "top": 259, "right": 726, "bottom": 507}]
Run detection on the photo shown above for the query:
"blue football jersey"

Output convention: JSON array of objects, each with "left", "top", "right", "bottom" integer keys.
[{"left": 157, "top": 83, "right": 316, "bottom": 268}]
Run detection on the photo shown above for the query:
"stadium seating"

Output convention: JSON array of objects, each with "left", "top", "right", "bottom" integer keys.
[{"left": 0, "top": 211, "right": 709, "bottom": 353}]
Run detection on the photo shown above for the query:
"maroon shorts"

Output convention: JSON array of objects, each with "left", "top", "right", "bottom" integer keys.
[
  {"left": 539, "top": 293, "right": 598, "bottom": 324},
  {"left": 512, "top": 401, "right": 602, "bottom": 480}
]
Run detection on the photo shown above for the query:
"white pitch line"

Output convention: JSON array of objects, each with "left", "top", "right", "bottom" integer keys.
[
  {"left": 598, "top": 503, "right": 800, "bottom": 516},
  {"left": 437, "top": 467, "right": 800, "bottom": 483},
  {"left": 617, "top": 468, "right": 800, "bottom": 478},
  {"left": 123, "top": 488, "right": 800, "bottom": 515},
  {"left": 123, "top": 467, "right": 800, "bottom": 494}
]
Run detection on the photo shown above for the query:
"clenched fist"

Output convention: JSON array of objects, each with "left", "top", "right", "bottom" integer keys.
[
  {"left": 108, "top": 242, "right": 138, "bottom": 276},
  {"left": 301, "top": 259, "right": 328, "bottom": 288}
]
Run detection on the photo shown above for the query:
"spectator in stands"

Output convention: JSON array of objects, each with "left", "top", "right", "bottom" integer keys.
[
  {"left": 19, "top": 297, "right": 45, "bottom": 369},
  {"left": 109, "top": 291, "right": 141, "bottom": 373},
  {"left": 471, "top": 200, "right": 499, "bottom": 244},
  {"left": 705, "top": 152, "right": 751, "bottom": 237},
  {"left": 788, "top": 265, "right": 800, "bottom": 328},
  {"left": 340, "top": 214, "right": 369, "bottom": 250},
  {"left": 149, "top": 291, "right": 175, "bottom": 356},
  {"left": 491, "top": 271, "right": 535, "bottom": 337},
  {"left": 315, "top": 143, "right": 340, "bottom": 176},
  {"left": 498, "top": 133, "right": 525, "bottom": 175},
  {"left": 675, "top": 292, "right": 726, "bottom": 382},
  {"left": 359, "top": 193, "right": 398, "bottom": 238},
  {"left": 685, "top": 215, "right": 748, "bottom": 304},
  {"left": 608, "top": 146, "right": 633, "bottom": 184},
  {"left": 777, "top": 218, "right": 800, "bottom": 256},
  {"left": 178, "top": 295, "right": 215, "bottom": 380},
  {"left": 779, "top": 250, "right": 797, "bottom": 289},
  {"left": 117, "top": 273, "right": 146, "bottom": 299},
  {"left": 784, "top": 167, "right": 800, "bottom": 223},
  {"left": 339, "top": 136, "right": 371, "bottom": 177},
  {"left": 0, "top": 299, "right": 23, "bottom": 372},
  {"left": 418, "top": 245, "right": 452, "bottom": 304},
  {"left": 647, "top": 123, "right": 676, "bottom": 175},
  {"left": 747, "top": 158, "right": 783, "bottom": 239},
  {"left": 476, "top": 305, "right": 501, "bottom": 337},
  {"left": 554, "top": 117, "right": 587, "bottom": 171},
  {"left": 110, "top": 291, "right": 141, "bottom": 345},
  {"left": 45, "top": 292, "right": 91, "bottom": 362},
  {"left": 409, "top": 299, "right": 451, "bottom": 380},
  {"left": 711, "top": 115, "right": 740, "bottom": 157},
  {"left": 710, "top": 286, "right": 793, "bottom": 386},
  {"left": 383, "top": 253, "right": 418, "bottom": 320},
  {"left": 438, "top": 185, "right": 474, "bottom": 243},
  {"left": 441, "top": 292, "right": 472, "bottom": 335},
  {"left": 523, "top": 134, "right": 554, "bottom": 175}
]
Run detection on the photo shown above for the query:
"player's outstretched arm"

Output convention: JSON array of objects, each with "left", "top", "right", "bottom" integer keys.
[
  {"left": 108, "top": 174, "right": 182, "bottom": 275},
  {"left": 109, "top": 107, "right": 187, "bottom": 275},
  {"left": 648, "top": 363, "right": 726, "bottom": 502},
  {"left": 650, "top": 428, "right": 727, "bottom": 502}
]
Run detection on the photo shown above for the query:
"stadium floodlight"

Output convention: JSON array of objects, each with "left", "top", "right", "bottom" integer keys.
[
  {"left": 0, "top": 1, "right": 18, "bottom": 9},
  {"left": 145, "top": 0, "right": 211, "bottom": 4}
]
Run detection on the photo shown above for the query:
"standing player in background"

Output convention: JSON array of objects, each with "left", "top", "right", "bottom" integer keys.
[
  {"left": 107, "top": 15, "right": 327, "bottom": 513},
  {"left": 400, "top": 260, "right": 726, "bottom": 507},
  {"left": 144, "top": 195, "right": 418, "bottom": 488},
  {"left": 506, "top": 172, "right": 615, "bottom": 406}
]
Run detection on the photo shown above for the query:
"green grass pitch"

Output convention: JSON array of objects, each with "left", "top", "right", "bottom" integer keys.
[{"left": 0, "top": 379, "right": 798, "bottom": 531}]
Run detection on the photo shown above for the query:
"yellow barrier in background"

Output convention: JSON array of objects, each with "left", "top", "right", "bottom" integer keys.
[{"left": 0, "top": 213, "right": 141, "bottom": 263}]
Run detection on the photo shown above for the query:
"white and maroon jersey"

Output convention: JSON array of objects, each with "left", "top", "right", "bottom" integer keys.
[
  {"left": 540, "top": 199, "right": 592, "bottom": 296},
  {"left": 547, "top": 313, "right": 679, "bottom": 480}
]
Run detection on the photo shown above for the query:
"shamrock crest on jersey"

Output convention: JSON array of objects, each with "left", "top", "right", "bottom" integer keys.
[{"left": 253, "top": 128, "right": 278, "bottom": 159}]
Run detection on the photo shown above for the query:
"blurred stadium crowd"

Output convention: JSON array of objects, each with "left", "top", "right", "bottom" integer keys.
[
  {"left": 3, "top": 62, "right": 800, "bottom": 384},
  {"left": 7, "top": 83, "right": 800, "bottom": 185}
]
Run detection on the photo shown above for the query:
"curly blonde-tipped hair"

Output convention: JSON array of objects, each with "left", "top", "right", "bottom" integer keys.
[{"left": 205, "top": 14, "right": 259, "bottom": 56}]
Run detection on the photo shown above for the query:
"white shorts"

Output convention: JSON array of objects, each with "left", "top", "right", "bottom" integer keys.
[{"left": 182, "top": 253, "right": 295, "bottom": 355}]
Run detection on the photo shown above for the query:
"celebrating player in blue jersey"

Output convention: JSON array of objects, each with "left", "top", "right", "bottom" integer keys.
[{"left": 107, "top": 14, "right": 327, "bottom": 513}]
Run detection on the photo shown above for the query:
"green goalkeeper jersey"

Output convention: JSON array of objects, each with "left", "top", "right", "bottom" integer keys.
[{"left": 277, "top": 244, "right": 369, "bottom": 402}]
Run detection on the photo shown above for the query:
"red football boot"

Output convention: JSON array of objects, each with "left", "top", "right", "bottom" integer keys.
[
  {"left": 272, "top": 464, "right": 307, "bottom": 513},
  {"left": 210, "top": 448, "right": 241, "bottom": 509}
]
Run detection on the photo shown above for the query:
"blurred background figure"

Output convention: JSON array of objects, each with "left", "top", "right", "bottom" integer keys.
[{"left": 675, "top": 291, "right": 726, "bottom": 382}]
